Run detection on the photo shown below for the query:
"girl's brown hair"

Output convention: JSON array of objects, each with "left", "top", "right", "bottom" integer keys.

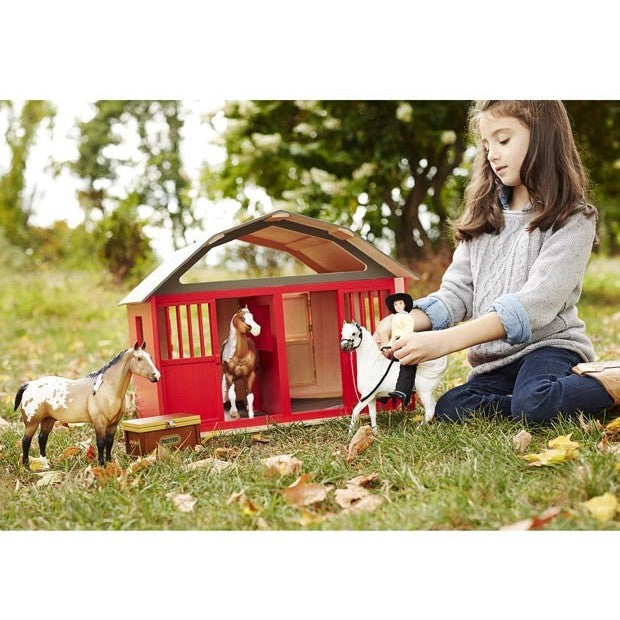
[{"left": 453, "top": 100, "right": 597, "bottom": 242}]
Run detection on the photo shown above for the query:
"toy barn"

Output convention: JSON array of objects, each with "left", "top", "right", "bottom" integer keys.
[{"left": 119, "top": 210, "right": 418, "bottom": 432}]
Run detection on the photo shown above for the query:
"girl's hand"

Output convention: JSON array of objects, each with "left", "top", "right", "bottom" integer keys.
[{"left": 390, "top": 330, "right": 450, "bottom": 365}]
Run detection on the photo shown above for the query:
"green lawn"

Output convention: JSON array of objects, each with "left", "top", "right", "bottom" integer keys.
[{"left": 1, "top": 254, "right": 619, "bottom": 531}]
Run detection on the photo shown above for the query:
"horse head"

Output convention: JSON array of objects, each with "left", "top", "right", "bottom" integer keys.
[
  {"left": 234, "top": 307, "right": 261, "bottom": 337},
  {"left": 340, "top": 320, "right": 363, "bottom": 352},
  {"left": 129, "top": 342, "right": 161, "bottom": 383}
]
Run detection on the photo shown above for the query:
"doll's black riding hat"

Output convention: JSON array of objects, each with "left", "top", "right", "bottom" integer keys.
[{"left": 385, "top": 292, "right": 414, "bottom": 314}]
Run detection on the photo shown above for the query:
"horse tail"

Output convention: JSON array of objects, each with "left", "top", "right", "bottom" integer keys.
[{"left": 14, "top": 383, "right": 29, "bottom": 411}]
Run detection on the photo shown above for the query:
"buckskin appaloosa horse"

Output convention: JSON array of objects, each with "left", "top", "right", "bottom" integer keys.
[{"left": 14, "top": 342, "right": 160, "bottom": 468}]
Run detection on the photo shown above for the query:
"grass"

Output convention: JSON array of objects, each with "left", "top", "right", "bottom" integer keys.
[{"left": 1, "top": 253, "right": 620, "bottom": 531}]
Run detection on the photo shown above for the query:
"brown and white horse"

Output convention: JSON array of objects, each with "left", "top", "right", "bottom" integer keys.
[
  {"left": 14, "top": 342, "right": 160, "bottom": 469},
  {"left": 221, "top": 306, "right": 261, "bottom": 418}
]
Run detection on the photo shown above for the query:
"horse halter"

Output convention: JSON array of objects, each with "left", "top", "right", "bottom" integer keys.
[{"left": 340, "top": 321, "right": 363, "bottom": 352}]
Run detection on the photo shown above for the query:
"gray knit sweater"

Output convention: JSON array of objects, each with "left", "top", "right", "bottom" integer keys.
[{"left": 414, "top": 209, "right": 596, "bottom": 378}]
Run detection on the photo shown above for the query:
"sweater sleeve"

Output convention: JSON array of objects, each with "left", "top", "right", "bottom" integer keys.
[
  {"left": 492, "top": 211, "right": 596, "bottom": 342},
  {"left": 414, "top": 241, "right": 474, "bottom": 329}
]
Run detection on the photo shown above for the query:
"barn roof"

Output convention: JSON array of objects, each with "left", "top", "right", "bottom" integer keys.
[{"left": 119, "top": 210, "right": 417, "bottom": 305}]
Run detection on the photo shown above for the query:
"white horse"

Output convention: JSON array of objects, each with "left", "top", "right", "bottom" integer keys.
[{"left": 340, "top": 320, "right": 447, "bottom": 435}]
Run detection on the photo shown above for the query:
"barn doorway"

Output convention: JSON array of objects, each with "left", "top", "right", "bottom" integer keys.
[{"left": 282, "top": 291, "right": 343, "bottom": 414}]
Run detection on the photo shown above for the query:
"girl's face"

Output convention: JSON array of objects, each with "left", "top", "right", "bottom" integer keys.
[
  {"left": 393, "top": 299, "right": 406, "bottom": 312},
  {"left": 479, "top": 112, "right": 531, "bottom": 188}
]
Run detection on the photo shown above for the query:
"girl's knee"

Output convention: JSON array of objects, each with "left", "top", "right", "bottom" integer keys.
[
  {"left": 510, "top": 387, "right": 563, "bottom": 425},
  {"left": 434, "top": 389, "right": 470, "bottom": 422}
]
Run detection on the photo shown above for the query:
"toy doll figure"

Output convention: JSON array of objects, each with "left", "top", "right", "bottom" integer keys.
[{"left": 380, "top": 292, "right": 417, "bottom": 407}]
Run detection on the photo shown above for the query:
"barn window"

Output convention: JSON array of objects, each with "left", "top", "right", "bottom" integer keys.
[{"left": 160, "top": 303, "right": 213, "bottom": 359}]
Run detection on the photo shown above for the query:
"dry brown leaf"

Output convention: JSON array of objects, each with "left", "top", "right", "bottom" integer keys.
[
  {"left": 260, "top": 454, "right": 303, "bottom": 476},
  {"left": 578, "top": 414, "right": 602, "bottom": 434},
  {"left": 91, "top": 462, "right": 124, "bottom": 481},
  {"left": 251, "top": 433, "right": 271, "bottom": 444},
  {"left": 226, "top": 489, "right": 261, "bottom": 515},
  {"left": 127, "top": 452, "right": 157, "bottom": 475},
  {"left": 598, "top": 441, "right": 620, "bottom": 457},
  {"left": 59, "top": 445, "right": 82, "bottom": 461},
  {"left": 581, "top": 493, "right": 618, "bottom": 523},
  {"left": 343, "top": 494, "right": 383, "bottom": 514},
  {"left": 213, "top": 447, "right": 241, "bottom": 460},
  {"left": 186, "top": 457, "right": 232, "bottom": 473},
  {"left": 500, "top": 506, "right": 562, "bottom": 531},
  {"left": 346, "top": 425, "right": 374, "bottom": 463},
  {"left": 347, "top": 473, "right": 380, "bottom": 488},
  {"left": 512, "top": 430, "right": 532, "bottom": 453},
  {"left": 280, "top": 474, "right": 328, "bottom": 507},
  {"left": 166, "top": 492, "right": 197, "bottom": 513},
  {"left": 35, "top": 471, "right": 66, "bottom": 487},
  {"left": 335, "top": 485, "right": 369, "bottom": 508}
]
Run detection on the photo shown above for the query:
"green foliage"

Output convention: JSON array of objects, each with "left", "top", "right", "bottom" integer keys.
[
  {"left": 203, "top": 101, "right": 470, "bottom": 266},
  {"left": 92, "top": 192, "right": 156, "bottom": 286},
  {"left": 0, "top": 100, "right": 56, "bottom": 246},
  {"left": 71, "top": 100, "right": 197, "bottom": 250}
]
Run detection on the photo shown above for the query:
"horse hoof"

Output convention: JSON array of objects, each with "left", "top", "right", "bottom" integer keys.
[{"left": 229, "top": 410, "right": 240, "bottom": 419}]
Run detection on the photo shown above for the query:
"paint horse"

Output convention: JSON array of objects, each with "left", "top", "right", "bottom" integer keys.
[
  {"left": 14, "top": 342, "right": 160, "bottom": 469},
  {"left": 340, "top": 321, "right": 447, "bottom": 435},
  {"left": 221, "top": 306, "right": 261, "bottom": 418}
]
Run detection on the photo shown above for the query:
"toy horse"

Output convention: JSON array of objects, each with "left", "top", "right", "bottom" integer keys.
[
  {"left": 14, "top": 342, "right": 160, "bottom": 468},
  {"left": 340, "top": 321, "right": 447, "bottom": 435},
  {"left": 221, "top": 306, "right": 261, "bottom": 418}
]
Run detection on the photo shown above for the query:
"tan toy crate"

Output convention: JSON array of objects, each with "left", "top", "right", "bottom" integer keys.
[{"left": 122, "top": 414, "right": 201, "bottom": 457}]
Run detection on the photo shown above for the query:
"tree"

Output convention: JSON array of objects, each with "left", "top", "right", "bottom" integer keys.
[
  {"left": 202, "top": 101, "right": 470, "bottom": 267},
  {"left": 71, "top": 100, "right": 196, "bottom": 251},
  {"left": 566, "top": 101, "right": 620, "bottom": 254},
  {"left": 0, "top": 100, "right": 56, "bottom": 246}
]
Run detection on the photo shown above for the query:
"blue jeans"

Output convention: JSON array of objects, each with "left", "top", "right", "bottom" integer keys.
[{"left": 435, "top": 346, "right": 614, "bottom": 424}]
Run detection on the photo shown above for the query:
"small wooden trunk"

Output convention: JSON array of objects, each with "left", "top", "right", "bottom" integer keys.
[{"left": 122, "top": 414, "right": 201, "bottom": 457}]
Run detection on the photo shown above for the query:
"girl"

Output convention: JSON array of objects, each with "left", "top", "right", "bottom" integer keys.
[{"left": 383, "top": 100, "right": 619, "bottom": 423}]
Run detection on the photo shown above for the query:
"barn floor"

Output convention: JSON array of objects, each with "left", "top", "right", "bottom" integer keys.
[{"left": 291, "top": 397, "right": 342, "bottom": 413}]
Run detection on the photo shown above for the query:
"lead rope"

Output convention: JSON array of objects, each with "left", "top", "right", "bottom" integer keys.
[{"left": 348, "top": 349, "right": 396, "bottom": 404}]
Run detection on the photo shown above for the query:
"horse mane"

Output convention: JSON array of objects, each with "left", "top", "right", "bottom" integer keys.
[{"left": 87, "top": 349, "right": 127, "bottom": 378}]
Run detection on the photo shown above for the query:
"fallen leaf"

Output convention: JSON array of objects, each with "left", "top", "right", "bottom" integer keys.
[
  {"left": 85, "top": 444, "right": 96, "bottom": 461},
  {"left": 343, "top": 493, "right": 383, "bottom": 513},
  {"left": 548, "top": 433, "right": 580, "bottom": 453},
  {"left": 91, "top": 462, "right": 123, "bottom": 481},
  {"left": 59, "top": 445, "right": 82, "bottom": 461},
  {"left": 186, "top": 457, "right": 232, "bottom": 473},
  {"left": 251, "top": 433, "right": 270, "bottom": 444},
  {"left": 260, "top": 454, "right": 303, "bottom": 476},
  {"left": 213, "top": 447, "right": 241, "bottom": 460},
  {"left": 346, "top": 425, "right": 374, "bottom": 463},
  {"left": 512, "top": 430, "right": 532, "bottom": 453},
  {"left": 500, "top": 506, "right": 562, "bottom": 531},
  {"left": 523, "top": 433, "right": 580, "bottom": 466},
  {"left": 166, "top": 492, "right": 197, "bottom": 513},
  {"left": 35, "top": 471, "right": 66, "bottom": 487},
  {"left": 582, "top": 493, "right": 618, "bottom": 523},
  {"left": 347, "top": 473, "right": 380, "bottom": 488},
  {"left": 411, "top": 414, "right": 424, "bottom": 423},
  {"left": 127, "top": 452, "right": 157, "bottom": 475},
  {"left": 226, "top": 489, "right": 261, "bottom": 515},
  {"left": 335, "top": 485, "right": 369, "bottom": 508},
  {"left": 604, "top": 417, "right": 620, "bottom": 434},
  {"left": 256, "top": 517, "right": 270, "bottom": 530},
  {"left": 578, "top": 414, "right": 602, "bottom": 434},
  {"left": 598, "top": 441, "right": 620, "bottom": 457},
  {"left": 281, "top": 474, "right": 328, "bottom": 507},
  {"left": 297, "top": 508, "right": 326, "bottom": 527},
  {"left": 26, "top": 457, "right": 50, "bottom": 472}
]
